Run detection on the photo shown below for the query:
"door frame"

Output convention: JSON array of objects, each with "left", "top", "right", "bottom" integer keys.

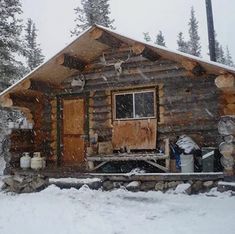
[{"left": 56, "top": 93, "right": 89, "bottom": 165}]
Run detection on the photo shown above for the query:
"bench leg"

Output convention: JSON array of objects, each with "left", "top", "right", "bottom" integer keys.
[{"left": 87, "top": 161, "right": 95, "bottom": 170}]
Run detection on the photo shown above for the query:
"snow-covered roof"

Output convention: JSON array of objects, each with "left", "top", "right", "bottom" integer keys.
[{"left": 0, "top": 24, "right": 235, "bottom": 101}]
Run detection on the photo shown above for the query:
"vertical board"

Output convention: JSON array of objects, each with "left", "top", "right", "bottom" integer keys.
[
  {"left": 112, "top": 119, "right": 157, "bottom": 150},
  {"left": 62, "top": 99, "right": 85, "bottom": 164}
]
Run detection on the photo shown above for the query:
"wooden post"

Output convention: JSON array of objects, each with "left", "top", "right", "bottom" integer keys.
[
  {"left": 164, "top": 138, "right": 170, "bottom": 171},
  {"left": 56, "top": 96, "right": 62, "bottom": 166}
]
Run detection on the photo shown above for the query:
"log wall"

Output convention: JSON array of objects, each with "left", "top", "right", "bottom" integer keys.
[{"left": 62, "top": 47, "right": 221, "bottom": 147}]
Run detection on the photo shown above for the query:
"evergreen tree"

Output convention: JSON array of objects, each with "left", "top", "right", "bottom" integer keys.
[
  {"left": 24, "top": 18, "right": 44, "bottom": 71},
  {"left": 213, "top": 32, "right": 225, "bottom": 64},
  {"left": 213, "top": 33, "right": 234, "bottom": 66},
  {"left": 225, "top": 46, "right": 234, "bottom": 67},
  {"left": 143, "top": 32, "right": 151, "bottom": 42},
  {"left": 0, "top": 0, "right": 26, "bottom": 82},
  {"left": 177, "top": 32, "right": 189, "bottom": 53},
  {"left": 214, "top": 35, "right": 221, "bottom": 62},
  {"left": 71, "top": 0, "right": 114, "bottom": 36},
  {"left": 217, "top": 45, "right": 226, "bottom": 64},
  {"left": 155, "top": 31, "right": 166, "bottom": 47},
  {"left": 188, "top": 7, "right": 201, "bottom": 57}
]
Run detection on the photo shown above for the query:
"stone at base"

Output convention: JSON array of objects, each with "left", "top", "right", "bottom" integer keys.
[
  {"left": 126, "top": 181, "right": 141, "bottom": 192},
  {"left": 155, "top": 181, "right": 165, "bottom": 191},
  {"left": 140, "top": 182, "right": 156, "bottom": 191},
  {"left": 102, "top": 180, "right": 114, "bottom": 191}
]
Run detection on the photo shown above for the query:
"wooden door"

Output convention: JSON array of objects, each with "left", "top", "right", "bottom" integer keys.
[{"left": 62, "top": 98, "right": 85, "bottom": 164}]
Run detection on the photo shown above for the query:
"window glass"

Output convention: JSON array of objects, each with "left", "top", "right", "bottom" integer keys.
[
  {"left": 115, "top": 94, "right": 133, "bottom": 119},
  {"left": 135, "top": 92, "right": 154, "bottom": 118}
]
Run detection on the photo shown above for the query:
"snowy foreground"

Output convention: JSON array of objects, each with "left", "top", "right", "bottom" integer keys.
[{"left": 0, "top": 184, "right": 234, "bottom": 234}]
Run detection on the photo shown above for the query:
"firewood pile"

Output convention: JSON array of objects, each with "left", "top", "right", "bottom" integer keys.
[
  {"left": 2, "top": 175, "right": 49, "bottom": 193},
  {"left": 218, "top": 116, "right": 235, "bottom": 175}
]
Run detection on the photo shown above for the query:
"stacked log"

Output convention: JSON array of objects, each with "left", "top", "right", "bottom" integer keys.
[{"left": 218, "top": 116, "right": 235, "bottom": 175}]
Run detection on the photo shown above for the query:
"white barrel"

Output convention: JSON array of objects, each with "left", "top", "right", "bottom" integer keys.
[
  {"left": 20, "top": 153, "right": 31, "bottom": 170},
  {"left": 180, "top": 154, "right": 194, "bottom": 173}
]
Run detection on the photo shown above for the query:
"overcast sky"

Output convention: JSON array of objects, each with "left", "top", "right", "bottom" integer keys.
[{"left": 21, "top": 0, "right": 235, "bottom": 62}]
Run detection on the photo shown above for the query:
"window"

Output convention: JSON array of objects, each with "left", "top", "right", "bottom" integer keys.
[{"left": 114, "top": 90, "right": 155, "bottom": 120}]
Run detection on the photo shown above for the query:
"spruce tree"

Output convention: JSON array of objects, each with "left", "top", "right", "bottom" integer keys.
[
  {"left": 143, "top": 32, "right": 151, "bottom": 42},
  {"left": 188, "top": 7, "right": 201, "bottom": 57},
  {"left": 218, "top": 45, "right": 226, "bottom": 64},
  {"left": 24, "top": 18, "right": 44, "bottom": 71},
  {"left": 213, "top": 32, "right": 224, "bottom": 64},
  {"left": 177, "top": 32, "right": 189, "bottom": 53},
  {"left": 214, "top": 35, "right": 221, "bottom": 62},
  {"left": 155, "top": 31, "right": 166, "bottom": 47},
  {"left": 71, "top": 0, "right": 114, "bottom": 36},
  {"left": 0, "top": 0, "right": 26, "bottom": 82},
  {"left": 225, "top": 46, "right": 234, "bottom": 67}
]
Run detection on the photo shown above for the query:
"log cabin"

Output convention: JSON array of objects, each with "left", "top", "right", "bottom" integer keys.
[{"left": 0, "top": 25, "right": 234, "bottom": 175}]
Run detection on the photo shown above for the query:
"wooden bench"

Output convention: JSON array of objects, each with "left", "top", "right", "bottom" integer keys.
[{"left": 87, "top": 139, "right": 170, "bottom": 172}]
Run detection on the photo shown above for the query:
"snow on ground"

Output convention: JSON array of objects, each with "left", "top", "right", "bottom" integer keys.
[{"left": 0, "top": 184, "right": 234, "bottom": 234}]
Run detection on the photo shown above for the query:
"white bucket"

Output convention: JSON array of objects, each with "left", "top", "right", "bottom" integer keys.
[{"left": 180, "top": 154, "right": 194, "bottom": 173}]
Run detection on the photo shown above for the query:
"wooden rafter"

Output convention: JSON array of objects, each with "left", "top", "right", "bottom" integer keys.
[
  {"left": 30, "top": 80, "right": 58, "bottom": 94},
  {"left": 132, "top": 43, "right": 160, "bottom": 61},
  {"left": 56, "top": 53, "right": 86, "bottom": 71},
  {"left": 181, "top": 60, "right": 206, "bottom": 76},
  {"left": 0, "top": 94, "right": 13, "bottom": 107},
  {"left": 90, "top": 28, "right": 123, "bottom": 48}
]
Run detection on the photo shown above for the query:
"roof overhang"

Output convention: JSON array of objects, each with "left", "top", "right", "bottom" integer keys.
[{"left": 1, "top": 24, "right": 235, "bottom": 104}]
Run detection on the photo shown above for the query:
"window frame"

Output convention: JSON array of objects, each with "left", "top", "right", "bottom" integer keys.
[{"left": 113, "top": 89, "right": 157, "bottom": 121}]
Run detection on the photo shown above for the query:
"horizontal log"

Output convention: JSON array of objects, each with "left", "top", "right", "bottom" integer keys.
[
  {"left": 89, "top": 173, "right": 224, "bottom": 182},
  {"left": 89, "top": 106, "right": 111, "bottom": 114},
  {"left": 158, "top": 121, "right": 218, "bottom": 133},
  {"left": 83, "top": 59, "right": 177, "bottom": 77},
  {"left": 222, "top": 93, "right": 235, "bottom": 104},
  {"left": 160, "top": 92, "right": 218, "bottom": 105},
  {"left": 83, "top": 62, "right": 182, "bottom": 81},
  {"left": 163, "top": 101, "right": 219, "bottom": 114},
  {"left": 90, "top": 119, "right": 112, "bottom": 129},
  {"left": 84, "top": 69, "right": 188, "bottom": 91}
]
